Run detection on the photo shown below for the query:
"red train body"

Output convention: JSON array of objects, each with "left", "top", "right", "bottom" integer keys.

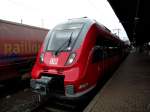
[
  {"left": 0, "top": 19, "right": 48, "bottom": 82},
  {"left": 31, "top": 18, "right": 127, "bottom": 100}
]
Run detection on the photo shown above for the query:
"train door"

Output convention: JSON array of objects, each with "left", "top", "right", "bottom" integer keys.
[
  {"left": 92, "top": 45, "right": 104, "bottom": 78},
  {"left": 86, "top": 36, "right": 105, "bottom": 86}
]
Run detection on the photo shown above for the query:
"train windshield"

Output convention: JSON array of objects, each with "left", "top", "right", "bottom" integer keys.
[{"left": 46, "top": 23, "right": 83, "bottom": 51}]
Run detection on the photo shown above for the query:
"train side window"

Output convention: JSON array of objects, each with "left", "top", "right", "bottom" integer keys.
[
  {"left": 92, "top": 46, "right": 103, "bottom": 63},
  {"left": 103, "top": 47, "right": 108, "bottom": 58}
]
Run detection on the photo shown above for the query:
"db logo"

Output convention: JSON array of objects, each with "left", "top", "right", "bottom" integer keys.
[{"left": 49, "top": 58, "right": 58, "bottom": 65}]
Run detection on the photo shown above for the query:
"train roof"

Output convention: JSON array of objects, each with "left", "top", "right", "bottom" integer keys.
[
  {"left": 52, "top": 17, "right": 124, "bottom": 44},
  {"left": 0, "top": 19, "right": 49, "bottom": 31},
  {"left": 68, "top": 17, "right": 111, "bottom": 31},
  {"left": 67, "top": 17, "right": 95, "bottom": 24}
]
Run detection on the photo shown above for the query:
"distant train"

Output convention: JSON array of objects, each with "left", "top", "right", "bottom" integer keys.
[
  {"left": 0, "top": 19, "right": 48, "bottom": 82},
  {"left": 31, "top": 17, "right": 128, "bottom": 100}
]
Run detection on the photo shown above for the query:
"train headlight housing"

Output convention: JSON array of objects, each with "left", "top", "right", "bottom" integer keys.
[
  {"left": 65, "top": 53, "right": 76, "bottom": 65},
  {"left": 40, "top": 53, "right": 44, "bottom": 63}
]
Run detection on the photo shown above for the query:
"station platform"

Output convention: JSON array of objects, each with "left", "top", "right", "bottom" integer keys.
[{"left": 84, "top": 52, "right": 150, "bottom": 112}]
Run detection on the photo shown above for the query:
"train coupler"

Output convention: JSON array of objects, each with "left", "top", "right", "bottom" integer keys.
[{"left": 30, "top": 76, "right": 53, "bottom": 96}]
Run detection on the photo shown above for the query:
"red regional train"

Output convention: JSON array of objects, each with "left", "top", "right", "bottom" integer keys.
[
  {"left": 0, "top": 19, "right": 48, "bottom": 82},
  {"left": 31, "top": 17, "right": 127, "bottom": 100}
]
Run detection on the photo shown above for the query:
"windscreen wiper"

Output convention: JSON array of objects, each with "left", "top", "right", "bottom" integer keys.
[
  {"left": 55, "top": 32, "right": 73, "bottom": 55},
  {"left": 67, "top": 32, "right": 73, "bottom": 47}
]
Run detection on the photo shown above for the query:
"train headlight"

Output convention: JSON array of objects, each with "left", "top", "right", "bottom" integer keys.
[
  {"left": 40, "top": 53, "right": 44, "bottom": 63},
  {"left": 65, "top": 53, "right": 76, "bottom": 65}
]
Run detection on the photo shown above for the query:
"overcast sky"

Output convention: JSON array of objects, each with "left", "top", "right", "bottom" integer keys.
[{"left": 0, "top": 0, "right": 128, "bottom": 40}]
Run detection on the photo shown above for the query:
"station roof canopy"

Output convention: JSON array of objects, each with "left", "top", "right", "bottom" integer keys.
[{"left": 107, "top": 0, "right": 150, "bottom": 45}]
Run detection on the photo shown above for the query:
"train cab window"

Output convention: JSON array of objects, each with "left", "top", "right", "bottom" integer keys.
[{"left": 46, "top": 23, "right": 84, "bottom": 52}]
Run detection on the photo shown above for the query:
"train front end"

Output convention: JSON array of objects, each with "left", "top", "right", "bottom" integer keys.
[{"left": 31, "top": 19, "right": 94, "bottom": 100}]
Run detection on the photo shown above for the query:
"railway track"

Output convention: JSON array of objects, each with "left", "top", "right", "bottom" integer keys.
[
  {"left": 31, "top": 91, "right": 97, "bottom": 112},
  {"left": 0, "top": 88, "right": 87, "bottom": 112},
  {"left": 0, "top": 89, "right": 40, "bottom": 112},
  {"left": 0, "top": 76, "right": 89, "bottom": 112},
  {"left": 33, "top": 100, "right": 79, "bottom": 112}
]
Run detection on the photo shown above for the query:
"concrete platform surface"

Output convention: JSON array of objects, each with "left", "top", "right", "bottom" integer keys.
[{"left": 84, "top": 52, "right": 150, "bottom": 112}]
